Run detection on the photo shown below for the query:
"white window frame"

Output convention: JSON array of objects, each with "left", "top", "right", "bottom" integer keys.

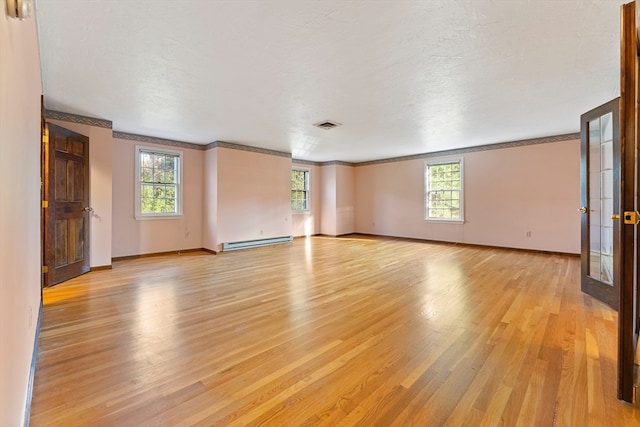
[
  {"left": 135, "top": 145, "right": 183, "bottom": 220},
  {"left": 291, "top": 168, "right": 310, "bottom": 212},
  {"left": 424, "top": 158, "right": 464, "bottom": 223}
]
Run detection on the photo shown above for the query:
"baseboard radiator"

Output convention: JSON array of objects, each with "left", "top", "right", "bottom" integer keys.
[{"left": 222, "top": 235, "right": 293, "bottom": 252}]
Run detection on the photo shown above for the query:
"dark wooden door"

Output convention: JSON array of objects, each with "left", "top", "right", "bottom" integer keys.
[
  {"left": 617, "top": 0, "right": 638, "bottom": 403},
  {"left": 43, "top": 123, "right": 91, "bottom": 286},
  {"left": 579, "top": 98, "right": 620, "bottom": 310}
]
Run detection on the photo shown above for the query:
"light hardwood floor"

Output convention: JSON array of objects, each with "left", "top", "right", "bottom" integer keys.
[{"left": 30, "top": 235, "right": 640, "bottom": 426}]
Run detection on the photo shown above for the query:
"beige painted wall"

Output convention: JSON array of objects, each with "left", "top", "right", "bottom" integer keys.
[
  {"left": 291, "top": 162, "right": 322, "bottom": 237},
  {"left": 111, "top": 138, "right": 204, "bottom": 257},
  {"left": 214, "top": 147, "right": 292, "bottom": 250},
  {"left": 203, "top": 148, "right": 218, "bottom": 250},
  {"left": 0, "top": 13, "right": 43, "bottom": 427},
  {"left": 320, "top": 164, "right": 337, "bottom": 235},
  {"left": 319, "top": 163, "right": 356, "bottom": 236},
  {"left": 336, "top": 164, "right": 356, "bottom": 235},
  {"left": 355, "top": 140, "right": 580, "bottom": 253},
  {"left": 47, "top": 120, "right": 113, "bottom": 267}
]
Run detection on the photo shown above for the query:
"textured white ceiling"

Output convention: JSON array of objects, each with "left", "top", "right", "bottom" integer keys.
[{"left": 36, "top": 0, "right": 624, "bottom": 162}]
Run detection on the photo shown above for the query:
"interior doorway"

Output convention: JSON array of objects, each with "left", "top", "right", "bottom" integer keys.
[{"left": 42, "top": 122, "right": 92, "bottom": 286}]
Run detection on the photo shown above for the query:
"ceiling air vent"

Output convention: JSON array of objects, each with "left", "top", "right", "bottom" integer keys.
[{"left": 314, "top": 120, "right": 342, "bottom": 130}]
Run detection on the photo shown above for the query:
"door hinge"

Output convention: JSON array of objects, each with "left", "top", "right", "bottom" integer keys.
[
  {"left": 42, "top": 200, "right": 48, "bottom": 208},
  {"left": 42, "top": 125, "right": 49, "bottom": 144},
  {"left": 42, "top": 266, "right": 48, "bottom": 273}
]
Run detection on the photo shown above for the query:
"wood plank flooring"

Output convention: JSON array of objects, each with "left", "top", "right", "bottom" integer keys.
[{"left": 30, "top": 235, "right": 640, "bottom": 426}]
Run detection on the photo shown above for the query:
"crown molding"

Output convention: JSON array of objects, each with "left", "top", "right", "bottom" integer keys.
[
  {"left": 207, "top": 140, "right": 292, "bottom": 158},
  {"left": 292, "top": 159, "right": 322, "bottom": 166},
  {"left": 113, "top": 131, "right": 206, "bottom": 151},
  {"left": 355, "top": 133, "right": 580, "bottom": 166},
  {"left": 44, "top": 109, "right": 112, "bottom": 129},
  {"left": 43, "top": 109, "right": 579, "bottom": 165},
  {"left": 320, "top": 160, "right": 358, "bottom": 166}
]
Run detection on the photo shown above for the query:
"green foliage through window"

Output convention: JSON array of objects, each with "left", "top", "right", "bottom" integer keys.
[
  {"left": 291, "top": 169, "right": 309, "bottom": 210},
  {"left": 139, "top": 150, "right": 180, "bottom": 215},
  {"left": 425, "top": 161, "right": 463, "bottom": 220}
]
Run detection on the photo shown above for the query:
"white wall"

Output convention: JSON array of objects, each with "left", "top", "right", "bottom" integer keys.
[
  {"left": 355, "top": 140, "right": 580, "bottom": 253},
  {"left": 291, "top": 162, "right": 322, "bottom": 237},
  {"left": 0, "top": 12, "right": 43, "bottom": 427},
  {"left": 47, "top": 119, "right": 113, "bottom": 267},
  {"left": 111, "top": 138, "right": 204, "bottom": 257}
]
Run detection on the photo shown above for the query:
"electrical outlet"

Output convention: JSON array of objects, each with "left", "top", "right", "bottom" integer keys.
[{"left": 526, "top": 231, "right": 532, "bottom": 238}]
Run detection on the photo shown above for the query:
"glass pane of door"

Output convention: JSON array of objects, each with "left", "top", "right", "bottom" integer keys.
[
  {"left": 580, "top": 97, "right": 619, "bottom": 310},
  {"left": 588, "top": 112, "right": 614, "bottom": 285}
]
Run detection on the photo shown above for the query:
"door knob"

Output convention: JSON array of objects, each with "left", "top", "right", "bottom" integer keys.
[
  {"left": 623, "top": 211, "right": 640, "bottom": 225},
  {"left": 578, "top": 207, "right": 588, "bottom": 214},
  {"left": 83, "top": 207, "right": 94, "bottom": 213}
]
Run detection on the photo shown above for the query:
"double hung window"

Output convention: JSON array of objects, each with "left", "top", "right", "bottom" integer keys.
[
  {"left": 135, "top": 146, "right": 183, "bottom": 219},
  {"left": 291, "top": 169, "right": 310, "bottom": 211},
  {"left": 425, "top": 159, "right": 464, "bottom": 221}
]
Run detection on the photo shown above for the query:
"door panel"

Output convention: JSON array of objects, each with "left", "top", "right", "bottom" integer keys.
[
  {"left": 54, "top": 219, "right": 68, "bottom": 268},
  {"left": 580, "top": 99, "right": 620, "bottom": 310},
  {"left": 44, "top": 123, "right": 91, "bottom": 286}
]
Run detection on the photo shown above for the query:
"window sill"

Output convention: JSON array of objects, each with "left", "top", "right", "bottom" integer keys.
[
  {"left": 425, "top": 218, "right": 465, "bottom": 224},
  {"left": 292, "top": 210, "right": 310, "bottom": 214},
  {"left": 135, "top": 214, "right": 183, "bottom": 221}
]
